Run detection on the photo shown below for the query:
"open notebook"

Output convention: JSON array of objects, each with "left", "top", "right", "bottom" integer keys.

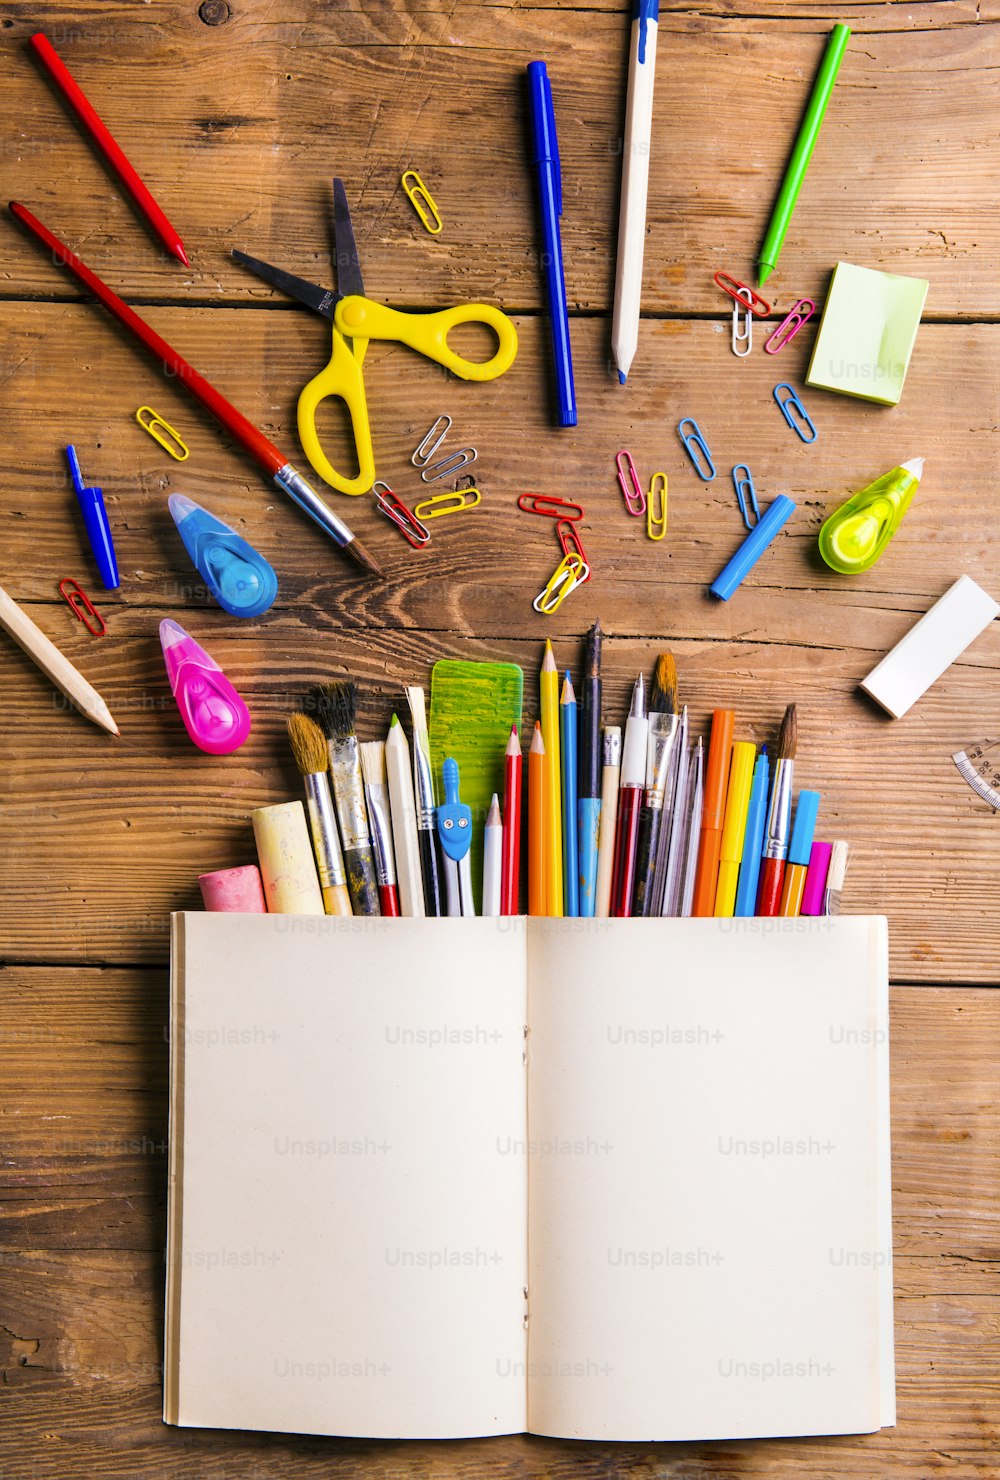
[{"left": 165, "top": 914, "right": 894, "bottom": 1441}]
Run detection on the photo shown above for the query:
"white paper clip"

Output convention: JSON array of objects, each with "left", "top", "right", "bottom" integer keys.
[
  {"left": 732, "top": 287, "right": 753, "bottom": 358},
  {"left": 421, "top": 447, "right": 478, "bottom": 482},
  {"left": 411, "top": 415, "right": 452, "bottom": 468},
  {"left": 532, "top": 552, "right": 590, "bottom": 615}
]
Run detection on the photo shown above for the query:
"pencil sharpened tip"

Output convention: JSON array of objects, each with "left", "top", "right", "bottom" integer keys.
[
  {"left": 618, "top": 371, "right": 627, "bottom": 385},
  {"left": 174, "top": 244, "right": 191, "bottom": 267}
]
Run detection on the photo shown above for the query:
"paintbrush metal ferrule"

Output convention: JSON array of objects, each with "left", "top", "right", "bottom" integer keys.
[
  {"left": 363, "top": 777, "right": 396, "bottom": 888},
  {"left": 411, "top": 730, "right": 436, "bottom": 828},
  {"left": 273, "top": 463, "right": 352, "bottom": 550},
  {"left": 763, "top": 758, "right": 794, "bottom": 861},
  {"left": 643, "top": 711, "right": 679, "bottom": 807},
  {"left": 326, "top": 735, "right": 370, "bottom": 851},
  {"left": 303, "top": 770, "right": 347, "bottom": 890}
]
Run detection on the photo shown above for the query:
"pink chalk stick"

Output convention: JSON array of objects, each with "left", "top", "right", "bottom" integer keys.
[{"left": 199, "top": 865, "right": 267, "bottom": 913}]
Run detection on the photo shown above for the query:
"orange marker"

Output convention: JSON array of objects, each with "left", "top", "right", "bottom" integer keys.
[
  {"left": 528, "top": 722, "right": 547, "bottom": 916},
  {"left": 691, "top": 709, "right": 735, "bottom": 916}
]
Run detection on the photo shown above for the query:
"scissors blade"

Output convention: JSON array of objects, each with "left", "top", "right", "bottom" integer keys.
[
  {"left": 231, "top": 249, "right": 341, "bottom": 321},
  {"left": 332, "top": 178, "right": 365, "bottom": 300}
]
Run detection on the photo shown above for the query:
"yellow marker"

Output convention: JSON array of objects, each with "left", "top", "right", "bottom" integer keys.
[
  {"left": 539, "top": 641, "right": 563, "bottom": 917},
  {"left": 714, "top": 742, "right": 757, "bottom": 916}
]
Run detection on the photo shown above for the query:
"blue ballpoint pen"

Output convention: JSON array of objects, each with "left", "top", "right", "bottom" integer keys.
[
  {"left": 526, "top": 60, "right": 577, "bottom": 428},
  {"left": 734, "top": 749, "right": 770, "bottom": 917},
  {"left": 560, "top": 671, "right": 579, "bottom": 916}
]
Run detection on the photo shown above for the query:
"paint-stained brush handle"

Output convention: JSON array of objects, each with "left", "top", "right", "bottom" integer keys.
[{"left": 343, "top": 845, "right": 382, "bottom": 917}]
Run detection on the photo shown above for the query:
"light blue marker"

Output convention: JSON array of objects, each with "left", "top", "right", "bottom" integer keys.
[{"left": 734, "top": 749, "right": 770, "bottom": 917}]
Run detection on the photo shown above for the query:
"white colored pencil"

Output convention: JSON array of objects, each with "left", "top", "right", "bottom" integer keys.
[
  {"left": 611, "top": 0, "right": 661, "bottom": 384},
  {"left": 482, "top": 794, "right": 502, "bottom": 917},
  {"left": 385, "top": 714, "right": 425, "bottom": 917},
  {"left": 0, "top": 582, "right": 119, "bottom": 735}
]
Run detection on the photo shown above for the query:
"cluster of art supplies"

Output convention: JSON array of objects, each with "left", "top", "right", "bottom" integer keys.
[{"left": 197, "top": 623, "right": 848, "bottom": 921}]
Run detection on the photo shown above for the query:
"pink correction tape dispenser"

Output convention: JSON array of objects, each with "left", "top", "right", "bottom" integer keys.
[{"left": 159, "top": 618, "right": 251, "bottom": 754}]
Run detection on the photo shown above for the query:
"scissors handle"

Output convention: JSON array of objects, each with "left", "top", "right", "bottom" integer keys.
[
  {"left": 335, "top": 296, "right": 518, "bottom": 382},
  {"left": 296, "top": 327, "right": 376, "bottom": 497}
]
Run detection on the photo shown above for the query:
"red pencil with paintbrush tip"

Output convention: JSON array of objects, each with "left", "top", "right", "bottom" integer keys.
[
  {"left": 500, "top": 725, "right": 522, "bottom": 915},
  {"left": 8, "top": 201, "right": 384, "bottom": 580},
  {"left": 610, "top": 674, "right": 648, "bottom": 918},
  {"left": 757, "top": 704, "right": 797, "bottom": 917},
  {"left": 28, "top": 33, "right": 190, "bottom": 267}
]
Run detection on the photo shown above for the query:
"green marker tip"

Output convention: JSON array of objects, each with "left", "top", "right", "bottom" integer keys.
[
  {"left": 757, "top": 261, "right": 774, "bottom": 288},
  {"left": 390, "top": 713, "right": 400, "bottom": 727}
]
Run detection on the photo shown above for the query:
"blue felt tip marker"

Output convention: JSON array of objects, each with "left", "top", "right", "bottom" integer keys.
[
  {"left": 734, "top": 748, "right": 769, "bottom": 917},
  {"left": 710, "top": 494, "right": 797, "bottom": 601},
  {"left": 526, "top": 59, "right": 577, "bottom": 427},
  {"left": 66, "top": 445, "right": 118, "bottom": 590}
]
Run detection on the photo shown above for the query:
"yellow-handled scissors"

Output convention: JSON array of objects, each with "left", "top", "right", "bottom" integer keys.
[{"left": 232, "top": 178, "right": 518, "bottom": 497}]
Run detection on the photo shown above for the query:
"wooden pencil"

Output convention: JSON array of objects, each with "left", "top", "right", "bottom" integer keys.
[{"left": 0, "top": 583, "right": 118, "bottom": 735}]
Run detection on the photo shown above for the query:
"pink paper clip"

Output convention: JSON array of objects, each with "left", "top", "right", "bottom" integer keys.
[
  {"left": 372, "top": 481, "right": 431, "bottom": 548},
  {"left": 615, "top": 450, "right": 646, "bottom": 516},
  {"left": 517, "top": 492, "right": 584, "bottom": 522},
  {"left": 556, "top": 519, "right": 591, "bottom": 581},
  {"left": 763, "top": 298, "right": 816, "bottom": 354},
  {"left": 58, "top": 576, "right": 106, "bottom": 636},
  {"left": 713, "top": 271, "right": 771, "bottom": 318}
]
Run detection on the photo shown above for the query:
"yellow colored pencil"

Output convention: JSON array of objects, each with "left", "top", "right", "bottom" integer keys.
[{"left": 539, "top": 641, "right": 563, "bottom": 917}]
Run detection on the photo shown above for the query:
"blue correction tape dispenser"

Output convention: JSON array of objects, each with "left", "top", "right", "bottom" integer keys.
[{"left": 168, "top": 494, "right": 278, "bottom": 618}]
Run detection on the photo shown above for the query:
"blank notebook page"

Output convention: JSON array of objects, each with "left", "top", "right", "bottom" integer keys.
[
  {"left": 525, "top": 917, "right": 892, "bottom": 1441},
  {"left": 166, "top": 915, "right": 529, "bottom": 1438}
]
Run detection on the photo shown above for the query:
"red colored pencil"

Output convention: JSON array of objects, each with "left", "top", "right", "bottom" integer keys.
[
  {"left": 757, "top": 704, "right": 797, "bottom": 917},
  {"left": 500, "top": 725, "right": 522, "bottom": 915},
  {"left": 9, "top": 201, "right": 383, "bottom": 579},
  {"left": 29, "top": 33, "right": 189, "bottom": 266}
]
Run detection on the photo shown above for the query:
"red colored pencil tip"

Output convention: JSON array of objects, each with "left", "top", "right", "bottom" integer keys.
[{"left": 173, "top": 243, "right": 190, "bottom": 266}]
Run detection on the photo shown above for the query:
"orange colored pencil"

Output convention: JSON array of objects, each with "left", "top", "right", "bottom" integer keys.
[{"left": 528, "top": 722, "right": 547, "bottom": 916}]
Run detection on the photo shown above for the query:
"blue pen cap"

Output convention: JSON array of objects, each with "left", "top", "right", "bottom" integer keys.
[
  {"left": 527, "top": 61, "right": 557, "bottom": 165},
  {"left": 66, "top": 444, "right": 119, "bottom": 590},
  {"left": 710, "top": 495, "right": 797, "bottom": 601},
  {"left": 788, "top": 789, "right": 821, "bottom": 867},
  {"left": 168, "top": 494, "right": 278, "bottom": 619}
]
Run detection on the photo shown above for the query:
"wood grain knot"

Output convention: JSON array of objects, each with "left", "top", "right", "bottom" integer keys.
[{"left": 198, "top": 0, "right": 230, "bottom": 25}]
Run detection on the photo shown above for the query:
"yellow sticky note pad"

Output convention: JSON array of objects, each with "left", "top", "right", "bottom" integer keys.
[{"left": 806, "top": 262, "right": 928, "bottom": 407}]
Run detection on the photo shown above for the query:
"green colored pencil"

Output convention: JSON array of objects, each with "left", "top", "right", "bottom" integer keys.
[{"left": 757, "top": 23, "right": 851, "bottom": 286}]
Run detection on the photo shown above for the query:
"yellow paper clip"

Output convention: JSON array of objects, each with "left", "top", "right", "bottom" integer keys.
[
  {"left": 136, "top": 406, "right": 189, "bottom": 461},
  {"left": 533, "top": 552, "right": 590, "bottom": 615},
  {"left": 647, "top": 472, "right": 668, "bottom": 541},
  {"left": 401, "top": 171, "right": 443, "bottom": 236},
  {"left": 413, "top": 486, "right": 481, "bottom": 521}
]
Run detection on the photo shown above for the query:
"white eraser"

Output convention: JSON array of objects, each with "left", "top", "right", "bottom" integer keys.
[{"left": 860, "top": 576, "right": 999, "bottom": 719}]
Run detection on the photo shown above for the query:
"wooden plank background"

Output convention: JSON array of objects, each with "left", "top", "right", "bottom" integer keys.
[{"left": 1, "top": 1, "right": 998, "bottom": 1475}]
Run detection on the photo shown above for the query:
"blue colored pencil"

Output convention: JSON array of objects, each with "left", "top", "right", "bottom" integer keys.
[
  {"left": 560, "top": 671, "right": 579, "bottom": 916},
  {"left": 734, "top": 749, "right": 770, "bottom": 917}
]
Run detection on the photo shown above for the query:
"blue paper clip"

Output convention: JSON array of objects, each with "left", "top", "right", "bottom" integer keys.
[
  {"left": 773, "top": 383, "right": 817, "bottom": 443},
  {"left": 677, "top": 418, "right": 716, "bottom": 481},
  {"left": 731, "top": 464, "right": 759, "bottom": 531}
]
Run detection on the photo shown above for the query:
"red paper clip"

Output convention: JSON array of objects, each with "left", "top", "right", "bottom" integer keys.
[
  {"left": 556, "top": 519, "right": 591, "bottom": 581},
  {"left": 372, "top": 481, "right": 431, "bottom": 548},
  {"left": 58, "top": 577, "right": 106, "bottom": 636},
  {"left": 763, "top": 298, "right": 816, "bottom": 354},
  {"left": 615, "top": 450, "right": 646, "bottom": 517},
  {"left": 713, "top": 271, "right": 771, "bottom": 318},
  {"left": 517, "top": 492, "right": 584, "bottom": 522}
]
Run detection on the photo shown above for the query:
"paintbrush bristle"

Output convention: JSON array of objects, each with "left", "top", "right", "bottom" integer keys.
[
  {"left": 405, "top": 684, "right": 427, "bottom": 732},
  {"left": 309, "top": 680, "right": 356, "bottom": 739},
  {"left": 777, "top": 703, "right": 797, "bottom": 761},
  {"left": 650, "top": 652, "right": 678, "bottom": 715},
  {"left": 359, "top": 739, "right": 387, "bottom": 789},
  {"left": 287, "top": 711, "right": 330, "bottom": 776}
]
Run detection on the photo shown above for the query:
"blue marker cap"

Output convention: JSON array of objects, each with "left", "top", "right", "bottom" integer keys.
[
  {"left": 710, "top": 494, "right": 796, "bottom": 601},
  {"left": 788, "top": 790, "right": 821, "bottom": 867},
  {"left": 168, "top": 494, "right": 278, "bottom": 618},
  {"left": 66, "top": 445, "right": 119, "bottom": 590}
]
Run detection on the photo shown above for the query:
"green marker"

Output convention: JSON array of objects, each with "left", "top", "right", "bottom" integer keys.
[{"left": 757, "top": 23, "right": 851, "bottom": 287}]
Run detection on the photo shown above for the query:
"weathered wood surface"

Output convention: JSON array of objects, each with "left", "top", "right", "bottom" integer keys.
[
  {"left": 2, "top": 0, "right": 1000, "bottom": 1474},
  {"left": 1, "top": 973, "right": 998, "bottom": 1476}
]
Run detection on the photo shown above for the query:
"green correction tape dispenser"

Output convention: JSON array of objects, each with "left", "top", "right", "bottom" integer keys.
[{"left": 818, "top": 458, "right": 924, "bottom": 575}]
